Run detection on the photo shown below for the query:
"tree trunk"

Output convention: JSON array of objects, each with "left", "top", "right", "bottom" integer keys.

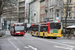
[{"left": 65, "top": 0, "right": 69, "bottom": 36}]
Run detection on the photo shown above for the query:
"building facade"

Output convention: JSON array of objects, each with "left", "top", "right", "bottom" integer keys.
[
  {"left": 45, "top": 0, "right": 63, "bottom": 22},
  {"left": 45, "top": 0, "right": 75, "bottom": 26},
  {"left": 29, "top": 0, "right": 40, "bottom": 24},
  {"left": 40, "top": 0, "right": 47, "bottom": 23},
  {"left": 17, "top": 0, "right": 27, "bottom": 22},
  {"left": 62, "top": 0, "right": 75, "bottom": 26}
]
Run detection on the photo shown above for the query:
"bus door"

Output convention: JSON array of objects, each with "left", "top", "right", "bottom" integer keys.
[
  {"left": 38, "top": 25, "right": 40, "bottom": 36},
  {"left": 42, "top": 26, "right": 48, "bottom": 37}
]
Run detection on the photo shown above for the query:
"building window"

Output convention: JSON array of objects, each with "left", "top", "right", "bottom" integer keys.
[
  {"left": 69, "top": 0, "right": 72, "bottom": 3},
  {"left": 57, "top": 13, "right": 59, "bottom": 17},
  {"left": 52, "top": 9, "right": 53, "bottom": 18},
  {"left": 56, "top": 9, "right": 59, "bottom": 20},
  {"left": 41, "top": 9, "right": 45, "bottom": 14},
  {"left": 56, "top": 9, "right": 59, "bottom": 17},
  {"left": 68, "top": 7, "right": 72, "bottom": 17},
  {"left": 41, "top": 1, "right": 45, "bottom": 7},
  {"left": 40, "top": 0, "right": 45, "bottom": 2},
  {"left": 66, "top": 0, "right": 72, "bottom": 4},
  {"left": 41, "top": 17, "right": 44, "bottom": 21},
  {"left": 68, "top": 12, "right": 71, "bottom": 17}
]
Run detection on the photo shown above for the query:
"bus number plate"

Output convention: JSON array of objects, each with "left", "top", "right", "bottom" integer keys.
[
  {"left": 16, "top": 32, "right": 20, "bottom": 33},
  {"left": 54, "top": 34, "right": 56, "bottom": 36}
]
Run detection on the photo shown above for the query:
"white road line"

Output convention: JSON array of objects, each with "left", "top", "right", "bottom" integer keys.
[
  {"left": 8, "top": 39, "right": 19, "bottom": 50},
  {"left": 60, "top": 42, "right": 75, "bottom": 44},
  {"left": 28, "top": 45, "right": 37, "bottom": 50},
  {"left": 24, "top": 45, "right": 37, "bottom": 50},
  {"left": 14, "top": 37, "right": 17, "bottom": 40},
  {"left": 26, "top": 38, "right": 33, "bottom": 40},
  {"left": 24, "top": 46, "right": 29, "bottom": 48},
  {"left": 54, "top": 45, "right": 73, "bottom": 50},
  {"left": 32, "top": 37, "right": 75, "bottom": 48}
]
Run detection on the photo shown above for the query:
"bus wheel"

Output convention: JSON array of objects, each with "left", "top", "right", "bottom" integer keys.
[
  {"left": 32, "top": 35, "right": 34, "bottom": 36},
  {"left": 31, "top": 33, "right": 34, "bottom": 36},
  {"left": 43, "top": 33, "right": 45, "bottom": 38},
  {"left": 53, "top": 37, "right": 57, "bottom": 39},
  {"left": 11, "top": 34, "right": 14, "bottom": 36},
  {"left": 11, "top": 34, "right": 13, "bottom": 36},
  {"left": 22, "top": 35, "right": 24, "bottom": 36}
]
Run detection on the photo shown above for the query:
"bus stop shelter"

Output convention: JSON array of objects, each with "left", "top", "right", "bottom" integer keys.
[{"left": 66, "top": 25, "right": 75, "bottom": 37}]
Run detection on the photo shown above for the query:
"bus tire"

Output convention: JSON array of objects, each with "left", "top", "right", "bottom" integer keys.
[
  {"left": 43, "top": 33, "right": 45, "bottom": 38},
  {"left": 53, "top": 37, "right": 57, "bottom": 39},
  {"left": 31, "top": 33, "right": 34, "bottom": 36},
  {"left": 0, "top": 35, "right": 2, "bottom": 37},
  {"left": 11, "top": 34, "right": 13, "bottom": 36},
  {"left": 37, "top": 33, "right": 38, "bottom": 36},
  {"left": 22, "top": 35, "right": 24, "bottom": 36},
  {"left": 11, "top": 33, "right": 14, "bottom": 36}
]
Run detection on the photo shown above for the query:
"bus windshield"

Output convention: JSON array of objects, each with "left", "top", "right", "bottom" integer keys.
[
  {"left": 50, "top": 23, "right": 61, "bottom": 29},
  {"left": 15, "top": 26, "right": 24, "bottom": 31},
  {"left": 32, "top": 27, "right": 38, "bottom": 31}
]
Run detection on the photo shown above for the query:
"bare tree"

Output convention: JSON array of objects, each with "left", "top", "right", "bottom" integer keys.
[
  {"left": 64, "top": 0, "right": 69, "bottom": 36},
  {"left": 0, "top": 0, "right": 13, "bottom": 17}
]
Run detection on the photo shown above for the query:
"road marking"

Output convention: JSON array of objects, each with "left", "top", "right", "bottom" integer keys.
[
  {"left": 14, "top": 37, "right": 17, "bottom": 40},
  {"left": 54, "top": 45, "right": 73, "bottom": 50},
  {"left": 26, "top": 38, "right": 33, "bottom": 40},
  {"left": 8, "top": 39, "right": 19, "bottom": 50},
  {"left": 24, "top": 45, "right": 37, "bottom": 50},
  {"left": 57, "top": 41, "right": 75, "bottom": 44},
  {"left": 32, "top": 37, "right": 75, "bottom": 48}
]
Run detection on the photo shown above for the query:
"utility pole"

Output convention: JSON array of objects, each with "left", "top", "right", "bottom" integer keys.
[
  {"left": 65, "top": 0, "right": 69, "bottom": 35},
  {"left": 28, "top": 4, "right": 30, "bottom": 23},
  {"left": 47, "top": 0, "right": 49, "bottom": 21}
]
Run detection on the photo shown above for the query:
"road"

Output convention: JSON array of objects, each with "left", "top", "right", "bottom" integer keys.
[{"left": 0, "top": 30, "right": 75, "bottom": 50}]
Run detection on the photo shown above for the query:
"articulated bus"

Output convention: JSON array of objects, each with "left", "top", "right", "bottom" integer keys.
[
  {"left": 31, "top": 21, "right": 62, "bottom": 39},
  {"left": 31, "top": 24, "right": 48, "bottom": 37},
  {"left": 10, "top": 23, "right": 25, "bottom": 36},
  {"left": 31, "top": 25, "right": 38, "bottom": 36}
]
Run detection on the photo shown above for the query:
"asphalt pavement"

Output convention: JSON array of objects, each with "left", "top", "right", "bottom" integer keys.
[{"left": 0, "top": 30, "right": 75, "bottom": 50}]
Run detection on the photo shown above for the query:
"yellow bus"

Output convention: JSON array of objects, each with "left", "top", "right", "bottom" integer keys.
[
  {"left": 31, "top": 21, "right": 62, "bottom": 39},
  {"left": 42, "top": 21, "right": 62, "bottom": 39}
]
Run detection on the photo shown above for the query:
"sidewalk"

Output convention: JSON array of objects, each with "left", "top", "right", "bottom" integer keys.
[{"left": 60, "top": 36, "right": 75, "bottom": 40}]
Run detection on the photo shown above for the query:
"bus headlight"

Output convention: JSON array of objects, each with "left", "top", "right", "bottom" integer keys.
[{"left": 50, "top": 30, "right": 53, "bottom": 33}]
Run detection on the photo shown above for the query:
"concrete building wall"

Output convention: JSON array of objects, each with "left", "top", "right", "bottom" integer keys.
[
  {"left": 40, "top": 0, "right": 47, "bottom": 23},
  {"left": 45, "top": 0, "right": 63, "bottom": 22},
  {"left": 30, "top": 0, "right": 40, "bottom": 24},
  {"left": 34, "top": 0, "right": 40, "bottom": 23},
  {"left": 18, "top": 0, "right": 26, "bottom": 22}
]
